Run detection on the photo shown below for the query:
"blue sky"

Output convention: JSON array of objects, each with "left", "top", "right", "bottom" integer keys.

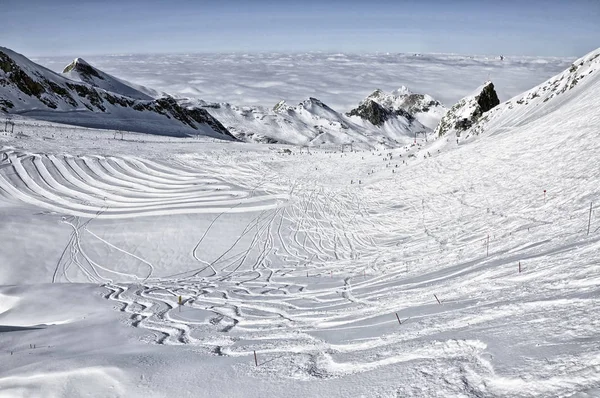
[{"left": 2, "top": 0, "right": 599, "bottom": 57}]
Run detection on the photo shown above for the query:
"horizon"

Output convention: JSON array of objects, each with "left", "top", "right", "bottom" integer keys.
[
  {"left": 2, "top": 0, "right": 599, "bottom": 57},
  {"left": 28, "top": 51, "right": 574, "bottom": 110}
]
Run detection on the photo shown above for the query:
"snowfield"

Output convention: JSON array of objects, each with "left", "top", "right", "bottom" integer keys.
[{"left": 0, "top": 48, "right": 599, "bottom": 398}]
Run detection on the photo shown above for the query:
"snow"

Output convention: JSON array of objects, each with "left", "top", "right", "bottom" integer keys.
[{"left": 0, "top": 47, "right": 599, "bottom": 397}]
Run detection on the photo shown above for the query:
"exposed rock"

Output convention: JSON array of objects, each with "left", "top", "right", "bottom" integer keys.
[
  {"left": 476, "top": 82, "right": 500, "bottom": 114},
  {"left": 346, "top": 99, "right": 392, "bottom": 126},
  {"left": 273, "top": 100, "right": 288, "bottom": 113},
  {"left": 0, "top": 99, "right": 14, "bottom": 112},
  {"left": 434, "top": 81, "right": 500, "bottom": 137},
  {"left": 349, "top": 86, "right": 446, "bottom": 130},
  {"left": 0, "top": 51, "right": 45, "bottom": 97}
]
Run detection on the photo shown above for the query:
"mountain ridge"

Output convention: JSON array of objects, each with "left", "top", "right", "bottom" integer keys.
[
  {"left": 0, "top": 47, "right": 235, "bottom": 140},
  {"left": 436, "top": 47, "right": 600, "bottom": 142}
]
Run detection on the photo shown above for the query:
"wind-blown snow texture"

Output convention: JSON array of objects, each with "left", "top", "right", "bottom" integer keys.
[{"left": 0, "top": 48, "right": 599, "bottom": 398}]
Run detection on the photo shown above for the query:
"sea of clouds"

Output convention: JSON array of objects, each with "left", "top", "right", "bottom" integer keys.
[{"left": 33, "top": 52, "right": 574, "bottom": 111}]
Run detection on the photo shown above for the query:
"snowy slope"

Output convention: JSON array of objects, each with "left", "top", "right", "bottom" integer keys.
[
  {"left": 461, "top": 48, "right": 600, "bottom": 139},
  {"left": 0, "top": 47, "right": 235, "bottom": 140},
  {"left": 0, "top": 47, "right": 599, "bottom": 398}
]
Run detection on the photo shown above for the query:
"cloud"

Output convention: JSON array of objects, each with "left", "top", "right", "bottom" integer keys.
[{"left": 32, "top": 52, "right": 573, "bottom": 111}]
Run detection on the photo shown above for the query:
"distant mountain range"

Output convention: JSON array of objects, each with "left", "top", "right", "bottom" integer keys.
[
  {"left": 188, "top": 87, "right": 448, "bottom": 147},
  {"left": 0, "top": 47, "right": 448, "bottom": 147},
  {"left": 2, "top": 45, "right": 598, "bottom": 149}
]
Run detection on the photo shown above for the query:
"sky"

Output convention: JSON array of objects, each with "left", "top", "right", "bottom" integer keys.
[{"left": 2, "top": 0, "right": 599, "bottom": 57}]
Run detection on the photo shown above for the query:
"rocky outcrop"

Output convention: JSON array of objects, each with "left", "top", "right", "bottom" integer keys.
[
  {"left": 434, "top": 81, "right": 500, "bottom": 137},
  {"left": 476, "top": 82, "right": 500, "bottom": 114},
  {"left": 346, "top": 99, "right": 392, "bottom": 126},
  {"left": 366, "top": 87, "right": 444, "bottom": 115},
  {"left": 272, "top": 100, "right": 288, "bottom": 113},
  {"left": 348, "top": 86, "right": 445, "bottom": 130}
]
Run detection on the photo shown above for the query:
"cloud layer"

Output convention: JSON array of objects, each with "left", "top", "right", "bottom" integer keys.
[{"left": 33, "top": 52, "right": 574, "bottom": 111}]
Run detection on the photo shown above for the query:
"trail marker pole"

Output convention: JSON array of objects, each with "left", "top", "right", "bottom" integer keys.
[
  {"left": 395, "top": 312, "right": 402, "bottom": 325},
  {"left": 434, "top": 294, "right": 441, "bottom": 304},
  {"left": 518, "top": 261, "right": 521, "bottom": 273},
  {"left": 254, "top": 350, "right": 258, "bottom": 366},
  {"left": 486, "top": 234, "right": 490, "bottom": 257},
  {"left": 588, "top": 202, "right": 593, "bottom": 235},
  {"left": 544, "top": 190, "right": 546, "bottom": 204}
]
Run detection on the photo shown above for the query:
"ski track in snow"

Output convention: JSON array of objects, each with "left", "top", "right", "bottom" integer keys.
[
  {"left": 2, "top": 47, "right": 600, "bottom": 395},
  {"left": 2, "top": 133, "right": 599, "bottom": 397}
]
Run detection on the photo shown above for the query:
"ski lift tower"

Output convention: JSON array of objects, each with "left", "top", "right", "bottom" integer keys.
[
  {"left": 3, "top": 116, "right": 15, "bottom": 135},
  {"left": 414, "top": 130, "right": 427, "bottom": 143}
]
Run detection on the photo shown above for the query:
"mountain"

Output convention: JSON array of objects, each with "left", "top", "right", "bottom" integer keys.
[
  {"left": 189, "top": 96, "right": 430, "bottom": 148},
  {"left": 438, "top": 47, "right": 599, "bottom": 142},
  {"left": 351, "top": 87, "right": 447, "bottom": 130},
  {"left": 434, "top": 81, "right": 500, "bottom": 138},
  {"left": 0, "top": 47, "right": 235, "bottom": 140},
  {"left": 62, "top": 58, "right": 160, "bottom": 100}
]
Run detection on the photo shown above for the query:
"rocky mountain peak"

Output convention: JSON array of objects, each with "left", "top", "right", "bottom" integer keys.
[
  {"left": 476, "top": 81, "right": 500, "bottom": 113},
  {"left": 434, "top": 81, "right": 500, "bottom": 137},
  {"left": 63, "top": 58, "right": 102, "bottom": 79},
  {"left": 349, "top": 86, "right": 446, "bottom": 130},
  {"left": 273, "top": 100, "right": 288, "bottom": 113},
  {"left": 346, "top": 99, "right": 391, "bottom": 126}
]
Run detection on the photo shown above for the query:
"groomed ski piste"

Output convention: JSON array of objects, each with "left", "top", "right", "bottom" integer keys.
[{"left": 1, "top": 49, "right": 600, "bottom": 398}]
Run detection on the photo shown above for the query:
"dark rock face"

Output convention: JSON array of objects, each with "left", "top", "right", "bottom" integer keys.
[
  {"left": 454, "top": 118, "right": 473, "bottom": 130},
  {"left": 347, "top": 100, "right": 391, "bottom": 126},
  {"left": 0, "top": 99, "right": 14, "bottom": 112},
  {"left": 435, "top": 81, "right": 500, "bottom": 137},
  {"left": 394, "top": 107, "right": 415, "bottom": 122},
  {"left": 133, "top": 96, "right": 235, "bottom": 139},
  {"left": 477, "top": 82, "right": 500, "bottom": 114},
  {"left": 186, "top": 105, "right": 235, "bottom": 139},
  {"left": 0, "top": 51, "right": 45, "bottom": 98}
]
